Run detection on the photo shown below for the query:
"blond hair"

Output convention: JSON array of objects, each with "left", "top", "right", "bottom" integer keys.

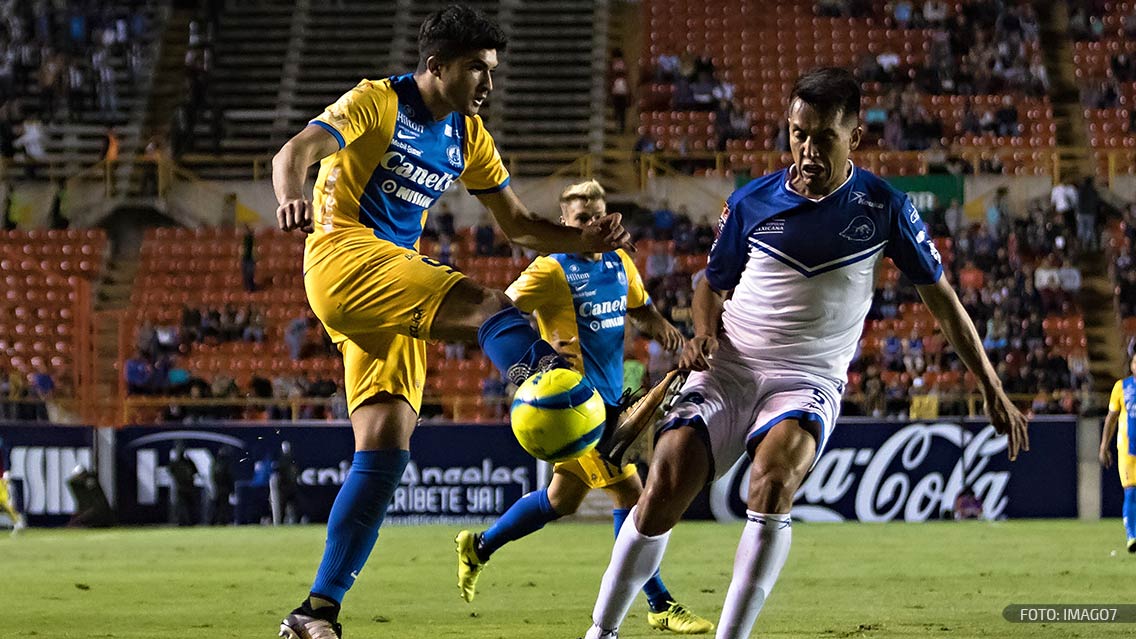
[{"left": 559, "top": 179, "right": 606, "bottom": 204}]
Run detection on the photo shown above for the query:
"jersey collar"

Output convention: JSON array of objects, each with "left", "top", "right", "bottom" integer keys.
[
  {"left": 783, "top": 160, "right": 856, "bottom": 203},
  {"left": 392, "top": 73, "right": 437, "bottom": 123}
]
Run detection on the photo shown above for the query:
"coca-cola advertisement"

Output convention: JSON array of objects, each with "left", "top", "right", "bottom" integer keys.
[{"left": 699, "top": 417, "right": 1077, "bottom": 522}]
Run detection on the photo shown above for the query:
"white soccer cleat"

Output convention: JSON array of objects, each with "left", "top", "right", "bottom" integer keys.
[
  {"left": 10, "top": 516, "right": 25, "bottom": 536},
  {"left": 582, "top": 624, "right": 619, "bottom": 639}
]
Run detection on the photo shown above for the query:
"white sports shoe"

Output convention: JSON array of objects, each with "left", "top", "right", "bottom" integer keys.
[
  {"left": 11, "top": 516, "right": 25, "bottom": 536},
  {"left": 582, "top": 624, "right": 619, "bottom": 639}
]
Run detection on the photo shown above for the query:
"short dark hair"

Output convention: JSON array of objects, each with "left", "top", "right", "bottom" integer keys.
[
  {"left": 790, "top": 67, "right": 861, "bottom": 121},
  {"left": 418, "top": 5, "right": 508, "bottom": 67}
]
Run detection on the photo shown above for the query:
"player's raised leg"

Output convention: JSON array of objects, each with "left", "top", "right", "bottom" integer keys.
[
  {"left": 715, "top": 419, "right": 817, "bottom": 639},
  {"left": 432, "top": 277, "right": 570, "bottom": 386},
  {"left": 585, "top": 426, "right": 711, "bottom": 639},
  {"left": 280, "top": 394, "right": 416, "bottom": 639}
]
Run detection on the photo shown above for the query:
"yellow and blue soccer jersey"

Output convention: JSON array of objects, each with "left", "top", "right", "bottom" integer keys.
[
  {"left": 506, "top": 250, "right": 649, "bottom": 406},
  {"left": 299, "top": 73, "right": 510, "bottom": 413},
  {"left": 307, "top": 73, "right": 510, "bottom": 251},
  {"left": 1109, "top": 377, "right": 1136, "bottom": 487}
]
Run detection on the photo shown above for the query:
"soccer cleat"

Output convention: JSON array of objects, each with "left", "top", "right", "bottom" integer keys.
[
  {"left": 455, "top": 530, "right": 486, "bottom": 603},
  {"left": 582, "top": 624, "right": 619, "bottom": 639},
  {"left": 279, "top": 611, "right": 342, "bottom": 639},
  {"left": 646, "top": 601, "right": 715, "bottom": 634},
  {"left": 1128, "top": 538, "right": 1135, "bottom": 554},
  {"left": 10, "top": 516, "right": 25, "bottom": 536},
  {"left": 597, "top": 370, "right": 687, "bottom": 467}
]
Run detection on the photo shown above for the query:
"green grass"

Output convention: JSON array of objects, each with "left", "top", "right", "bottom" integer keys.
[{"left": 5, "top": 520, "right": 1133, "bottom": 638}]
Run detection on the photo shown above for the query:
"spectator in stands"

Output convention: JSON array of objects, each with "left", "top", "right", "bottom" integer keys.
[
  {"left": 15, "top": 117, "right": 45, "bottom": 178},
  {"left": 481, "top": 369, "right": 508, "bottom": 420},
  {"left": 922, "top": 0, "right": 947, "bottom": 27},
  {"left": 1051, "top": 180, "right": 1078, "bottom": 236},
  {"left": 436, "top": 233, "right": 454, "bottom": 266},
  {"left": 645, "top": 241, "right": 676, "bottom": 286},
  {"left": 944, "top": 199, "right": 963, "bottom": 237},
  {"left": 1058, "top": 259, "right": 1082, "bottom": 297},
  {"left": 474, "top": 212, "right": 495, "bottom": 256},
  {"left": 125, "top": 350, "right": 154, "bottom": 395},
  {"left": 1117, "top": 269, "right": 1136, "bottom": 317},
  {"left": 609, "top": 48, "right": 629, "bottom": 133},
  {"left": 652, "top": 200, "right": 676, "bottom": 239},
  {"left": 285, "top": 312, "right": 309, "bottom": 361},
  {"left": 243, "top": 307, "right": 266, "bottom": 343},
  {"left": 1076, "top": 176, "right": 1100, "bottom": 251},
  {"left": 1034, "top": 255, "right": 1062, "bottom": 313},
  {"left": 1112, "top": 53, "right": 1135, "bottom": 83},
  {"left": 241, "top": 224, "right": 256, "bottom": 292},
  {"left": 890, "top": 0, "right": 914, "bottom": 28},
  {"left": 994, "top": 96, "right": 1020, "bottom": 137},
  {"left": 93, "top": 45, "right": 117, "bottom": 116}
]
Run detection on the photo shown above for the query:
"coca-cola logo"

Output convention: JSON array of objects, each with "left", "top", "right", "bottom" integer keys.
[{"left": 709, "top": 422, "right": 1010, "bottom": 522}]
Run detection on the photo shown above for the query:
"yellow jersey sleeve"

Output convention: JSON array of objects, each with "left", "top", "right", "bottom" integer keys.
[
  {"left": 459, "top": 115, "right": 510, "bottom": 194},
  {"left": 310, "top": 79, "right": 393, "bottom": 149},
  {"left": 618, "top": 249, "right": 651, "bottom": 309},
  {"left": 506, "top": 256, "right": 565, "bottom": 313},
  {"left": 1110, "top": 379, "right": 1124, "bottom": 413}
]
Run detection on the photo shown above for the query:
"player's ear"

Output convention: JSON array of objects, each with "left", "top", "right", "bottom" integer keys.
[
  {"left": 849, "top": 123, "right": 863, "bottom": 152},
  {"left": 425, "top": 55, "right": 444, "bottom": 78}
]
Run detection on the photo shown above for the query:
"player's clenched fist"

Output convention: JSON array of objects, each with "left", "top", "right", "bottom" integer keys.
[
  {"left": 679, "top": 334, "right": 718, "bottom": 371},
  {"left": 581, "top": 212, "right": 635, "bottom": 253},
  {"left": 277, "top": 197, "right": 314, "bottom": 233}
]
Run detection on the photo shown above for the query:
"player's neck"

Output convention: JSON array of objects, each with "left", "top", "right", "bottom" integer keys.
[
  {"left": 789, "top": 160, "right": 853, "bottom": 200},
  {"left": 412, "top": 72, "right": 456, "bottom": 121}
]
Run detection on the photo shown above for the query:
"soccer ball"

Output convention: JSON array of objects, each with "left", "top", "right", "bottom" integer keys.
[{"left": 510, "top": 368, "right": 606, "bottom": 462}]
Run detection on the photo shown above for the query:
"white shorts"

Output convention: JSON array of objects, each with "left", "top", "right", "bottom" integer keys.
[{"left": 657, "top": 350, "right": 842, "bottom": 481}]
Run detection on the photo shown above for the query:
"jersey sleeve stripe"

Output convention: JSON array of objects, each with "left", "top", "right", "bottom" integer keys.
[
  {"left": 466, "top": 176, "right": 510, "bottom": 195},
  {"left": 309, "top": 119, "right": 345, "bottom": 149}
]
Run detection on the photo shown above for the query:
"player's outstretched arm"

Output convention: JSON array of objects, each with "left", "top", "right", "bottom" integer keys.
[
  {"left": 628, "top": 305, "right": 684, "bottom": 353},
  {"left": 680, "top": 277, "right": 727, "bottom": 371},
  {"left": 272, "top": 125, "right": 341, "bottom": 233},
  {"left": 1100, "top": 409, "right": 1119, "bottom": 468},
  {"left": 477, "top": 186, "right": 634, "bottom": 254},
  {"left": 916, "top": 276, "right": 1030, "bottom": 460}
]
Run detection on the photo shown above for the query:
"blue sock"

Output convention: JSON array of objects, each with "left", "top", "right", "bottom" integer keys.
[
  {"left": 614, "top": 507, "right": 673, "bottom": 611},
  {"left": 1125, "top": 487, "right": 1136, "bottom": 541},
  {"left": 310, "top": 449, "right": 410, "bottom": 604},
  {"left": 478, "top": 488, "right": 560, "bottom": 559},
  {"left": 477, "top": 306, "right": 564, "bottom": 385}
]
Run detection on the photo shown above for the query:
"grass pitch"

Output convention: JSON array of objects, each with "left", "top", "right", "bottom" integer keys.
[{"left": 6, "top": 520, "right": 1133, "bottom": 638}]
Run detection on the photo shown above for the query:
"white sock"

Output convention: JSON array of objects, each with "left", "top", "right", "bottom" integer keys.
[
  {"left": 590, "top": 505, "right": 671, "bottom": 633},
  {"left": 715, "top": 511, "right": 793, "bottom": 639}
]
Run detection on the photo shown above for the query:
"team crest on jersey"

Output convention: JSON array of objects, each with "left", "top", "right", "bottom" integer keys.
[
  {"left": 839, "top": 216, "right": 876, "bottom": 242},
  {"left": 446, "top": 145, "right": 462, "bottom": 167},
  {"left": 617, "top": 269, "right": 627, "bottom": 285}
]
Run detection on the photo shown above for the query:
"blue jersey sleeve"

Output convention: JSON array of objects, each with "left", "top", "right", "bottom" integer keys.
[
  {"left": 705, "top": 201, "right": 748, "bottom": 291},
  {"left": 884, "top": 196, "right": 943, "bottom": 285}
]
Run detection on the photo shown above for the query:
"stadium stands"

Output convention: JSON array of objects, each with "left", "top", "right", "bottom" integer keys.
[
  {"left": 1074, "top": 1, "right": 1136, "bottom": 176},
  {"left": 636, "top": 0, "right": 1056, "bottom": 176}
]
